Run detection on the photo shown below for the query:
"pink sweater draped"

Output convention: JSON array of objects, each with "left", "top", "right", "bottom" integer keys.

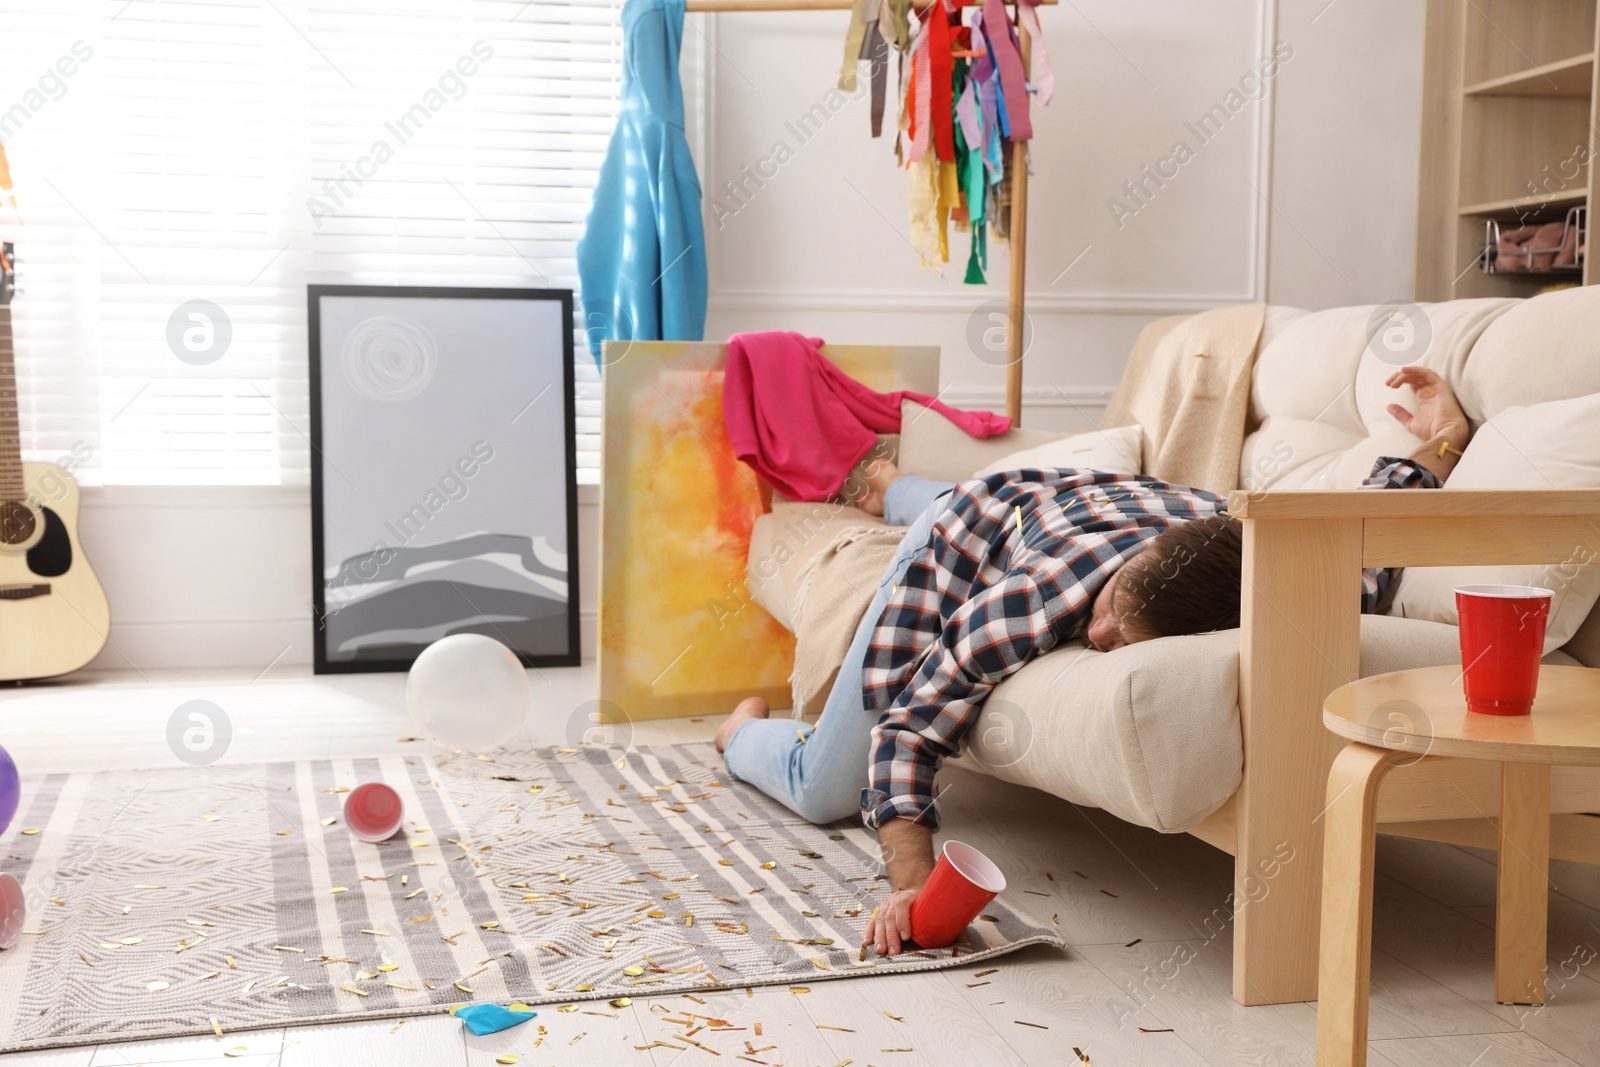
[{"left": 722, "top": 331, "right": 1012, "bottom": 502}]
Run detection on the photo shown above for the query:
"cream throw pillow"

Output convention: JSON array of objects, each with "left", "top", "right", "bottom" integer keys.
[
  {"left": 1389, "top": 393, "right": 1600, "bottom": 652},
  {"left": 974, "top": 424, "right": 1144, "bottom": 478},
  {"left": 898, "top": 399, "right": 1144, "bottom": 481}
]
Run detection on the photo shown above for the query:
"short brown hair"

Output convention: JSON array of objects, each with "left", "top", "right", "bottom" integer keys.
[{"left": 1117, "top": 516, "right": 1245, "bottom": 640}]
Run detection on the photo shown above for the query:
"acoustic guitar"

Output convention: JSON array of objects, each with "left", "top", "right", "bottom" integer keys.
[{"left": 0, "top": 242, "right": 109, "bottom": 680}]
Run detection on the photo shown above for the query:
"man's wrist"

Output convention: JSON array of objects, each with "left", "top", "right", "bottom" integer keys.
[
  {"left": 1439, "top": 418, "right": 1470, "bottom": 454},
  {"left": 1411, "top": 430, "right": 1466, "bottom": 483},
  {"left": 878, "top": 818, "right": 936, "bottom": 891}
]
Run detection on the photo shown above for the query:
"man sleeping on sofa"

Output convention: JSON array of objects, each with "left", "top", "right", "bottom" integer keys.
[{"left": 711, "top": 366, "right": 1471, "bottom": 957}]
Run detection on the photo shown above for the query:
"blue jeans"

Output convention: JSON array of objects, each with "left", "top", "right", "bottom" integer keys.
[{"left": 723, "top": 476, "right": 957, "bottom": 823}]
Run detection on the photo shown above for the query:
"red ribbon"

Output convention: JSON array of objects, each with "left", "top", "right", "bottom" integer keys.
[{"left": 928, "top": 1, "right": 955, "bottom": 161}]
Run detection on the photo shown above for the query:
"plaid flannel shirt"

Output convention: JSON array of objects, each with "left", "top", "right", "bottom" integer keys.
[{"left": 859, "top": 457, "right": 1440, "bottom": 830}]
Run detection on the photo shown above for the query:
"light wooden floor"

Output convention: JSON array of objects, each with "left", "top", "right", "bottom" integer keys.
[{"left": 1, "top": 665, "right": 1598, "bottom": 1066}]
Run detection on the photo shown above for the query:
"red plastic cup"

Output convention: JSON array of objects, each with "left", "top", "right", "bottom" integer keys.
[
  {"left": 1455, "top": 584, "right": 1553, "bottom": 716},
  {"left": 908, "top": 840, "right": 1006, "bottom": 949},
  {"left": 0, "top": 873, "right": 23, "bottom": 950},
  {"left": 344, "top": 783, "right": 404, "bottom": 842}
]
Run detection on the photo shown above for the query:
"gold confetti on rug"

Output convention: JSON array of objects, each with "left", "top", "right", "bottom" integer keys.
[{"left": 0, "top": 742, "right": 1060, "bottom": 1051}]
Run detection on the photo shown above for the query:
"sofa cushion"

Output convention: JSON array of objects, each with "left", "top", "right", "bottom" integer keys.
[
  {"left": 1242, "top": 298, "right": 1517, "bottom": 491},
  {"left": 1559, "top": 597, "right": 1600, "bottom": 668},
  {"left": 961, "top": 614, "right": 1572, "bottom": 833},
  {"left": 898, "top": 400, "right": 1135, "bottom": 482},
  {"left": 748, "top": 502, "right": 884, "bottom": 632},
  {"left": 973, "top": 424, "right": 1143, "bottom": 478},
  {"left": 1389, "top": 392, "right": 1600, "bottom": 652},
  {"left": 1454, "top": 285, "right": 1600, "bottom": 422}
]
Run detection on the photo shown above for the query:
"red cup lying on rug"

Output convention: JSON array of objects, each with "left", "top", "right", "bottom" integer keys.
[
  {"left": 344, "top": 782, "right": 405, "bottom": 842},
  {"left": 0, "top": 873, "right": 22, "bottom": 950},
  {"left": 909, "top": 840, "right": 1006, "bottom": 949},
  {"left": 1456, "top": 584, "right": 1553, "bottom": 716}
]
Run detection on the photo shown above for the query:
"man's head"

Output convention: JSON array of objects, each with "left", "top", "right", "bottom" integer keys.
[{"left": 1084, "top": 516, "right": 1245, "bottom": 652}]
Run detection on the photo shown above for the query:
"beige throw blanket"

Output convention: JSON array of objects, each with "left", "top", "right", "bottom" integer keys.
[
  {"left": 1098, "top": 303, "right": 1267, "bottom": 496},
  {"left": 790, "top": 525, "right": 904, "bottom": 717}
]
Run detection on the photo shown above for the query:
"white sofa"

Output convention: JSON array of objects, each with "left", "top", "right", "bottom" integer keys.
[{"left": 746, "top": 285, "right": 1600, "bottom": 1004}]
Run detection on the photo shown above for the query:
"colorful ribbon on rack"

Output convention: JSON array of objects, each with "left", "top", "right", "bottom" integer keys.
[
  {"left": 838, "top": 0, "right": 1050, "bottom": 284},
  {"left": 844, "top": 0, "right": 1043, "bottom": 283}
]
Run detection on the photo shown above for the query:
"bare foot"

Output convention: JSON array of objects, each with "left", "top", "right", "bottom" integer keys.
[
  {"left": 715, "top": 696, "right": 770, "bottom": 752},
  {"left": 858, "top": 458, "right": 900, "bottom": 517}
]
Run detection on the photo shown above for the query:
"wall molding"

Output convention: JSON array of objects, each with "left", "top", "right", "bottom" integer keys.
[
  {"left": 89, "top": 611, "right": 600, "bottom": 672},
  {"left": 1250, "top": 0, "right": 1279, "bottom": 303},
  {"left": 708, "top": 288, "right": 1254, "bottom": 315},
  {"left": 78, "top": 484, "right": 310, "bottom": 510},
  {"left": 97, "top": 608, "right": 602, "bottom": 633},
  {"left": 941, "top": 384, "right": 1116, "bottom": 409},
  {"left": 77, "top": 483, "right": 601, "bottom": 508}
]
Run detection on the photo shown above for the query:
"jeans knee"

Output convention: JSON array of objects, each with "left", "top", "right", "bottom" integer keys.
[{"left": 789, "top": 788, "right": 860, "bottom": 826}]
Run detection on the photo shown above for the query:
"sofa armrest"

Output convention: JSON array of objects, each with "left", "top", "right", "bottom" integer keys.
[
  {"left": 1228, "top": 488, "right": 1600, "bottom": 569},
  {"left": 1227, "top": 487, "right": 1600, "bottom": 520}
]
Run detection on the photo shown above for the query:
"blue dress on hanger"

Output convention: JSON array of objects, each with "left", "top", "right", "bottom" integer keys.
[{"left": 577, "top": 0, "right": 708, "bottom": 365}]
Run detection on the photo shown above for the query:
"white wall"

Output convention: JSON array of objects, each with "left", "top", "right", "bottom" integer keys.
[
  {"left": 76, "top": 0, "right": 1425, "bottom": 672},
  {"left": 1267, "top": 0, "right": 1426, "bottom": 309}
]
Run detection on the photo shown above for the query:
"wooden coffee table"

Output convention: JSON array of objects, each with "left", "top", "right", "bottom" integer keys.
[{"left": 1315, "top": 664, "right": 1600, "bottom": 1067}]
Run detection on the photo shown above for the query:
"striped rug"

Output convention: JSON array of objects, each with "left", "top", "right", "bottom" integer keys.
[{"left": 0, "top": 741, "right": 1062, "bottom": 1051}]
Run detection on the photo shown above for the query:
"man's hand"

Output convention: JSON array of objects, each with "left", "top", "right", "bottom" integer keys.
[
  {"left": 863, "top": 818, "right": 936, "bottom": 956},
  {"left": 1385, "top": 366, "right": 1471, "bottom": 482},
  {"left": 863, "top": 888, "right": 920, "bottom": 957},
  {"left": 1385, "top": 366, "right": 1469, "bottom": 446}
]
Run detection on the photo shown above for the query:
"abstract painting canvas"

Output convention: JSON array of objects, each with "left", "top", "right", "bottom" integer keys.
[
  {"left": 308, "top": 286, "right": 579, "bottom": 672},
  {"left": 598, "top": 341, "right": 937, "bottom": 721}
]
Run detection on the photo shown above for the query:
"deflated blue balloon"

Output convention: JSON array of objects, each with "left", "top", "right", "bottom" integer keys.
[{"left": 451, "top": 1003, "right": 537, "bottom": 1036}]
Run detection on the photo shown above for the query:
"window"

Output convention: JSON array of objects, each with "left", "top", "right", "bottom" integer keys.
[{"left": 3, "top": 0, "right": 620, "bottom": 486}]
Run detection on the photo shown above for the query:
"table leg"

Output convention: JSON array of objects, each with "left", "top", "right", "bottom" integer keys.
[
  {"left": 1496, "top": 761, "right": 1551, "bottom": 1005},
  {"left": 1316, "top": 742, "right": 1407, "bottom": 1067}
]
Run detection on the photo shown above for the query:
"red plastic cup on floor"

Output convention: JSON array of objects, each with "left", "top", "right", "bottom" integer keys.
[
  {"left": 0, "top": 873, "right": 23, "bottom": 950},
  {"left": 344, "top": 783, "right": 404, "bottom": 842},
  {"left": 1456, "top": 584, "right": 1553, "bottom": 716},
  {"left": 908, "top": 840, "right": 1006, "bottom": 949}
]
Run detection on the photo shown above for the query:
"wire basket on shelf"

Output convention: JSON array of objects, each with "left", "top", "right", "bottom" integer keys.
[{"left": 1481, "top": 204, "right": 1586, "bottom": 275}]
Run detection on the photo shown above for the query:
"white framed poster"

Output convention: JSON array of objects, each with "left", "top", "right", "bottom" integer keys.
[{"left": 308, "top": 285, "right": 579, "bottom": 672}]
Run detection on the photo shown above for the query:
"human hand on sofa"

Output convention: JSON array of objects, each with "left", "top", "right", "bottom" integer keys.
[
  {"left": 1385, "top": 365, "right": 1470, "bottom": 481},
  {"left": 1386, "top": 366, "right": 1469, "bottom": 447}
]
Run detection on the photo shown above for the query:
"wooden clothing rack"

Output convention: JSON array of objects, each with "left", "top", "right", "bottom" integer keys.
[{"left": 683, "top": 0, "right": 1056, "bottom": 424}]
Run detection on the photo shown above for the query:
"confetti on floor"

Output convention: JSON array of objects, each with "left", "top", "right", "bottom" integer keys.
[{"left": 0, "top": 744, "right": 1060, "bottom": 1052}]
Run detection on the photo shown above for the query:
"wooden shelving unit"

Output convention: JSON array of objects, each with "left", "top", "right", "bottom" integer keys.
[
  {"left": 1415, "top": 0, "right": 1600, "bottom": 299},
  {"left": 1458, "top": 188, "right": 1588, "bottom": 217},
  {"left": 1463, "top": 51, "right": 1594, "bottom": 97}
]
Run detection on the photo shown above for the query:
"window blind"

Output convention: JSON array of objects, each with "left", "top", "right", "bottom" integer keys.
[{"left": 2, "top": 0, "right": 619, "bottom": 486}]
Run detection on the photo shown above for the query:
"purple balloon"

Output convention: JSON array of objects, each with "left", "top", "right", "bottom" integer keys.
[{"left": 0, "top": 747, "right": 18, "bottom": 838}]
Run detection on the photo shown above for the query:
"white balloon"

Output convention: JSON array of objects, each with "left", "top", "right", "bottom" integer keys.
[{"left": 405, "top": 634, "right": 530, "bottom": 750}]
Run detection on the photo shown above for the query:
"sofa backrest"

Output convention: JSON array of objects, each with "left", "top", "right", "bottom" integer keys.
[
  {"left": 1242, "top": 298, "right": 1509, "bottom": 490},
  {"left": 1238, "top": 285, "right": 1600, "bottom": 665},
  {"left": 1242, "top": 286, "right": 1600, "bottom": 490}
]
